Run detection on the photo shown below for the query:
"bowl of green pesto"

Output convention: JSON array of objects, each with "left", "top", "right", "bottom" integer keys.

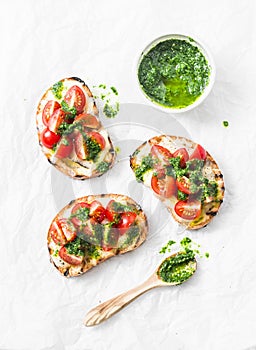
[{"left": 137, "top": 34, "right": 215, "bottom": 113}]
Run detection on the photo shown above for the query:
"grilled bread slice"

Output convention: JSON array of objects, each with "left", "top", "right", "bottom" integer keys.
[
  {"left": 47, "top": 194, "right": 148, "bottom": 277},
  {"left": 130, "top": 135, "right": 224, "bottom": 230},
  {"left": 36, "top": 77, "right": 115, "bottom": 179}
]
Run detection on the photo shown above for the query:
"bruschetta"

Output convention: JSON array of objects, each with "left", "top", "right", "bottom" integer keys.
[
  {"left": 47, "top": 194, "right": 148, "bottom": 277},
  {"left": 130, "top": 135, "right": 224, "bottom": 230},
  {"left": 36, "top": 77, "right": 115, "bottom": 179}
]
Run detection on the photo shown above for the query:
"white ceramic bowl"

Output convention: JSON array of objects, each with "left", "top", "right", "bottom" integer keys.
[{"left": 137, "top": 34, "right": 216, "bottom": 114}]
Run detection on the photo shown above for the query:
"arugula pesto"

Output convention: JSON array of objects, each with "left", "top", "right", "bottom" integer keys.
[{"left": 138, "top": 39, "right": 210, "bottom": 109}]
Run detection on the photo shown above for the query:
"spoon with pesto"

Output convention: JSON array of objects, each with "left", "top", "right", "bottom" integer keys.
[{"left": 84, "top": 250, "right": 196, "bottom": 327}]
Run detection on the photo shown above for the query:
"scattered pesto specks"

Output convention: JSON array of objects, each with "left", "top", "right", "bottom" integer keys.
[
  {"left": 159, "top": 240, "right": 176, "bottom": 254},
  {"left": 92, "top": 84, "right": 120, "bottom": 118},
  {"left": 223, "top": 120, "right": 229, "bottom": 128},
  {"left": 103, "top": 101, "right": 120, "bottom": 118},
  {"left": 115, "top": 146, "right": 121, "bottom": 154},
  {"left": 160, "top": 237, "right": 209, "bottom": 260}
]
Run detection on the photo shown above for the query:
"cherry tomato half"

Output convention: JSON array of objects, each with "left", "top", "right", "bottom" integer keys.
[
  {"left": 42, "top": 100, "right": 61, "bottom": 127},
  {"left": 151, "top": 175, "right": 177, "bottom": 198},
  {"left": 58, "top": 218, "right": 76, "bottom": 242},
  {"left": 74, "top": 132, "right": 87, "bottom": 160},
  {"left": 50, "top": 221, "right": 67, "bottom": 245},
  {"left": 189, "top": 144, "right": 207, "bottom": 161},
  {"left": 88, "top": 131, "right": 106, "bottom": 150},
  {"left": 41, "top": 128, "right": 60, "bottom": 149},
  {"left": 48, "top": 108, "right": 66, "bottom": 133},
  {"left": 64, "top": 85, "right": 86, "bottom": 114},
  {"left": 176, "top": 176, "right": 191, "bottom": 195},
  {"left": 150, "top": 145, "right": 173, "bottom": 164},
  {"left": 117, "top": 212, "right": 137, "bottom": 235},
  {"left": 55, "top": 137, "right": 73, "bottom": 159},
  {"left": 89, "top": 201, "right": 106, "bottom": 222},
  {"left": 174, "top": 200, "right": 201, "bottom": 220},
  {"left": 59, "top": 246, "right": 84, "bottom": 266},
  {"left": 75, "top": 113, "right": 100, "bottom": 129},
  {"left": 173, "top": 148, "right": 189, "bottom": 168},
  {"left": 71, "top": 202, "right": 90, "bottom": 227}
]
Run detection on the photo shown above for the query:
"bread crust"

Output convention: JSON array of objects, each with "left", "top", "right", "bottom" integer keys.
[
  {"left": 36, "top": 77, "right": 115, "bottom": 180},
  {"left": 130, "top": 135, "right": 225, "bottom": 230},
  {"left": 47, "top": 194, "right": 148, "bottom": 277}
]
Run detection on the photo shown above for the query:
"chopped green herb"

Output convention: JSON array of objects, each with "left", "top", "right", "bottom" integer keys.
[
  {"left": 223, "top": 120, "right": 229, "bottom": 128},
  {"left": 205, "top": 252, "right": 210, "bottom": 258},
  {"left": 134, "top": 155, "right": 154, "bottom": 182},
  {"left": 70, "top": 207, "right": 90, "bottom": 223},
  {"left": 66, "top": 237, "right": 85, "bottom": 256},
  {"left": 110, "top": 201, "right": 135, "bottom": 213},
  {"left": 110, "top": 86, "right": 118, "bottom": 95},
  {"left": 96, "top": 161, "right": 110, "bottom": 173},
  {"left": 177, "top": 190, "right": 188, "bottom": 201},
  {"left": 57, "top": 122, "right": 71, "bottom": 135},
  {"left": 85, "top": 137, "right": 101, "bottom": 160},
  {"left": 52, "top": 81, "right": 64, "bottom": 99},
  {"left": 61, "top": 100, "right": 77, "bottom": 118}
]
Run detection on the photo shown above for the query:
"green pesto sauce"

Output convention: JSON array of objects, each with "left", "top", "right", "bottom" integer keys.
[
  {"left": 134, "top": 155, "right": 154, "bottom": 182},
  {"left": 138, "top": 39, "right": 210, "bottom": 109},
  {"left": 96, "top": 161, "right": 110, "bottom": 173},
  {"left": 52, "top": 81, "right": 64, "bottom": 99},
  {"left": 103, "top": 102, "right": 120, "bottom": 118},
  {"left": 158, "top": 251, "right": 196, "bottom": 284}
]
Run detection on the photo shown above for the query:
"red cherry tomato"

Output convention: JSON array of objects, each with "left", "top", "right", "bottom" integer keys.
[
  {"left": 89, "top": 201, "right": 106, "bottom": 222},
  {"left": 74, "top": 113, "right": 100, "bottom": 129},
  {"left": 88, "top": 131, "right": 106, "bottom": 150},
  {"left": 42, "top": 101, "right": 61, "bottom": 127},
  {"left": 151, "top": 175, "right": 177, "bottom": 198},
  {"left": 176, "top": 176, "right": 191, "bottom": 195},
  {"left": 58, "top": 218, "right": 76, "bottom": 241},
  {"left": 55, "top": 137, "right": 73, "bottom": 159},
  {"left": 50, "top": 221, "right": 67, "bottom": 245},
  {"left": 48, "top": 108, "right": 66, "bottom": 133},
  {"left": 71, "top": 202, "right": 90, "bottom": 227},
  {"left": 41, "top": 128, "right": 60, "bottom": 149},
  {"left": 174, "top": 200, "right": 201, "bottom": 220},
  {"left": 189, "top": 144, "right": 207, "bottom": 161},
  {"left": 117, "top": 212, "right": 137, "bottom": 235},
  {"left": 74, "top": 132, "right": 87, "bottom": 160},
  {"left": 173, "top": 148, "right": 189, "bottom": 168},
  {"left": 59, "top": 246, "right": 83, "bottom": 266},
  {"left": 150, "top": 145, "right": 173, "bottom": 163},
  {"left": 64, "top": 85, "right": 86, "bottom": 114}
]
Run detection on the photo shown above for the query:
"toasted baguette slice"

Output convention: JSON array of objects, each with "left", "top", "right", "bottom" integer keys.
[
  {"left": 36, "top": 77, "right": 115, "bottom": 179},
  {"left": 130, "top": 135, "right": 225, "bottom": 230},
  {"left": 47, "top": 194, "right": 148, "bottom": 277}
]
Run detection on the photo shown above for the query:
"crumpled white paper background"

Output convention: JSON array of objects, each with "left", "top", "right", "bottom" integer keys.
[{"left": 1, "top": 0, "right": 256, "bottom": 349}]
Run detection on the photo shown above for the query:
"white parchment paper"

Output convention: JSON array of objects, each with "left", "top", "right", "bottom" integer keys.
[{"left": 1, "top": 0, "right": 256, "bottom": 349}]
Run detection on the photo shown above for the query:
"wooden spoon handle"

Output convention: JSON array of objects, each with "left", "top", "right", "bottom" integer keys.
[{"left": 84, "top": 274, "right": 160, "bottom": 327}]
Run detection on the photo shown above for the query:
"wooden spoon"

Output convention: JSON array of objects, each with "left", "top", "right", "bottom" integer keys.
[{"left": 84, "top": 253, "right": 197, "bottom": 327}]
